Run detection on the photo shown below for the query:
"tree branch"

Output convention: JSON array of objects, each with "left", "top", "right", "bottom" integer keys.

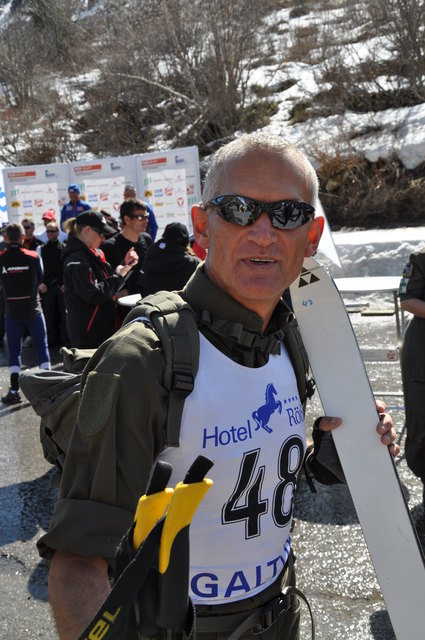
[{"left": 104, "top": 71, "right": 203, "bottom": 108}]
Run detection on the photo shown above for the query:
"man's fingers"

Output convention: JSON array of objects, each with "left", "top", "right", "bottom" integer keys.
[
  {"left": 376, "top": 413, "right": 399, "bottom": 457},
  {"left": 317, "top": 417, "right": 342, "bottom": 432}
]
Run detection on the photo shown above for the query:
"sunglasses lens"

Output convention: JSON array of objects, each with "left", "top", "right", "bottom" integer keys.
[
  {"left": 268, "top": 202, "right": 314, "bottom": 229},
  {"left": 213, "top": 196, "right": 255, "bottom": 226},
  {"left": 208, "top": 196, "right": 314, "bottom": 229}
]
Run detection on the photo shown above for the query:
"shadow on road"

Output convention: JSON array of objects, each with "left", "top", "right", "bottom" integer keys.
[
  {"left": 294, "top": 481, "right": 359, "bottom": 525},
  {"left": 0, "top": 468, "right": 57, "bottom": 546}
]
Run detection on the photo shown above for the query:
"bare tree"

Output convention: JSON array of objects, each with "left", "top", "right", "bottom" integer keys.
[
  {"left": 367, "top": 0, "right": 425, "bottom": 102},
  {"left": 0, "top": 18, "right": 40, "bottom": 108},
  {"left": 78, "top": 0, "right": 277, "bottom": 156},
  {"left": 22, "top": 0, "right": 85, "bottom": 66}
]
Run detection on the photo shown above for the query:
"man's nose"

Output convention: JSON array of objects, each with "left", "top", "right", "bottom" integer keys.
[{"left": 247, "top": 211, "right": 277, "bottom": 244}]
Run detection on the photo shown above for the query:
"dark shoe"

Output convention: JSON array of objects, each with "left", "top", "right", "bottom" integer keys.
[{"left": 1, "top": 389, "right": 22, "bottom": 405}]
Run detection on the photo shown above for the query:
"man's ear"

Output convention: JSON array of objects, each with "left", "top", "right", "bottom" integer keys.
[
  {"left": 304, "top": 216, "right": 324, "bottom": 257},
  {"left": 191, "top": 204, "right": 210, "bottom": 249}
]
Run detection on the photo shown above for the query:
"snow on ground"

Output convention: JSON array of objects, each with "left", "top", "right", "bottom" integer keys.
[
  {"left": 259, "top": 70, "right": 425, "bottom": 170},
  {"left": 319, "top": 226, "right": 425, "bottom": 281},
  {"left": 251, "top": 3, "right": 425, "bottom": 170}
]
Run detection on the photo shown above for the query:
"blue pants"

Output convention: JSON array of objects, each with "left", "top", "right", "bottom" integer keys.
[{"left": 5, "top": 314, "right": 50, "bottom": 374}]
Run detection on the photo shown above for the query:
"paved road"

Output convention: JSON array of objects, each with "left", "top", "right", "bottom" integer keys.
[
  {"left": 0, "top": 314, "right": 423, "bottom": 639},
  {"left": 0, "top": 345, "right": 59, "bottom": 638}
]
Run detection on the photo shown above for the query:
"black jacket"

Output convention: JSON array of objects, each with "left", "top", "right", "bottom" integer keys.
[
  {"left": 139, "top": 239, "right": 200, "bottom": 296},
  {"left": 101, "top": 232, "right": 152, "bottom": 295},
  {"left": 0, "top": 243, "right": 43, "bottom": 320},
  {"left": 63, "top": 235, "right": 125, "bottom": 348},
  {"left": 41, "top": 240, "right": 65, "bottom": 286}
]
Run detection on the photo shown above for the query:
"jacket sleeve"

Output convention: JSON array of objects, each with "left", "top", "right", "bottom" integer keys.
[
  {"left": 37, "top": 255, "right": 44, "bottom": 283},
  {"left": 65, "top": 259, "right": 125, "bottom": 305},
  {"left": 37, "top": 322, "right": 167, "bottom": 562},
  {"left": 146, "top": 205, "right": 158, "bottom": 241}
]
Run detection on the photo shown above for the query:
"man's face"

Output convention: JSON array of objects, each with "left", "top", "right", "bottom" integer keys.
[
  {"left": 22, "top": 221, "right": 34, "bottom": 239},
  {"left": 193, "top": 149, "right": 323, "bottom": 326},
  {"left": 69, "top": 190, "right": 79, "bottom": 203},
  {"left": 125, "top": 207, "right": 149, "bottom": 233},
  {"left": 46, "top": 224, "right": 60, "bottom": 241},
  {"left": 124, "top": 187, "right": 136, "bottom": 199}
]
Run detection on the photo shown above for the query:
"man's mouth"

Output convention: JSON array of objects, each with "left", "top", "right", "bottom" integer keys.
[{"left": 249, "top": 258, "right": 275, "bottom": 264}]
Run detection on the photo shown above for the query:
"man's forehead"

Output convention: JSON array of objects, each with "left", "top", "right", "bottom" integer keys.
[{"left": 216, "top": 150, "right": 311, "bottom": 200}]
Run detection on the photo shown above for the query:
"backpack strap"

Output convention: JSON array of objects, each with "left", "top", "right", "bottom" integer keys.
[
  {"left": 124, "top": 291, "right": 200, "bottom": 447},
  {"left": 283, "top": 316, "right": 315, "bottom": 406}
]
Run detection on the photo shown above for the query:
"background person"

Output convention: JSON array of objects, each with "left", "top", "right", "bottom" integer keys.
[
  {"left": 0, "top": 222, "right": 50, "bottom": 404},
  {"left": 22, "top": 218, "right": 44, "bottom": 252},
  {"left": 39, "top": 133, "right": 398, "bottom": 640},
  {"left": 399, "top": 252, "right": 425, "bottom": 502},
  {"left": 60, "top": 184, "right": 91, "bottom": 230},
  {"left": 102, "top": 198, "right": 152, "bottom": 296},
  {"left": 62, "top": 210, "right": 138, "bottom": 348},
  {"left": 37, "top": 210, "right": 68, "bottom": 244},
  {"left": 39, "top": 223, "right": 68, "bottom": 348},
  {"left": 0, "top": 224, "right": 6, "bottom": 348},
  {"left": 139, "top": 221, "right": 200, "bottom": 296},
  {"left": 123, "top": 183, "right": 158, "bottom": 240}
]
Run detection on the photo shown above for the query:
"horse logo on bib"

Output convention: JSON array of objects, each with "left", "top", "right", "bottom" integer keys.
[{"left": 252, "top": 383, "right": 282, "bottom": 433}]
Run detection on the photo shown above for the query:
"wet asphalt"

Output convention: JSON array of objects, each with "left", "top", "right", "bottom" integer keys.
[{"left": 0, "top": 313, "right": 423, "bottom": 639}]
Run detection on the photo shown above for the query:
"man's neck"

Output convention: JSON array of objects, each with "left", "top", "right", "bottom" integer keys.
[{"left": 121, "top": 226, "right": 140, "bottom": 243}]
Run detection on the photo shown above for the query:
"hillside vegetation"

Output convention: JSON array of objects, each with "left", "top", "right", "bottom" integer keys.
[{"left": 0, "top": 0, "right": 424, "bottom": 228}]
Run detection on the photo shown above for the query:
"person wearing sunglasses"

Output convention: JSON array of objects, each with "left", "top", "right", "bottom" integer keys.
[
  {"left": 38, "top": 223, "right": 68, "bottom": 348},
  {"left": 40, "top": 133, "right": 397, "bottom": 640},
  {"left": 22, "top": 217, "right": 44, "bottom": 253},
  {"left": 36, "top": 209, "right": 68, "bottom": 244},
  {"left": 61, "top": 210, "right": 138, "bottom": 348},
  {"left": 124, "top": 184, "right": 158, "bottom": 240},
  {"left": 101, "top": 198, "right": 152, "bottom": 299}
]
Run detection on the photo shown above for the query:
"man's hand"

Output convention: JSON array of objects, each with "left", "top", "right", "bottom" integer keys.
[
  {"left": 317, "top": 400, "right": 399, "bottom": 457},
  {"left": 116, "top": 248, "right": 139, "bottom": 278},
  {"left": 39, "top": 283, "right": 48, "bottom": 294},
  {"left": 375, "top": 399, "right": 400, "bottom": 457}
]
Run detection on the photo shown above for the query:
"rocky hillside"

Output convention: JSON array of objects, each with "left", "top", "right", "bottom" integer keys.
[{"left": 0, "top": 0, "right": 424, "bottom": 227}]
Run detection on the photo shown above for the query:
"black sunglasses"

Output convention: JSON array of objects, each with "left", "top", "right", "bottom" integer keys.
[
  {"left": 46, "top": 229, "right": 59, "bottom": 233},
  {"left": 205, "top": 195, "right": 315, "bottom": 229},
  {"left": 130, "top": 213, "right": 149, "bottom": 221}
]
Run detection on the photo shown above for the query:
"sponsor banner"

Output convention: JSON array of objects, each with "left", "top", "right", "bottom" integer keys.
[
  {"left": 138, "top": 146, "right": 200, "bottom": 235},
  {"left": 0, "top": 167, "right": 7, "bottom": 224},
  {"left": 84, "top": 176, "right": 126, "bottom": 217},
  {"left": 69, "top": 156, "right": 137, "bottom": 213},
  {"left": 1, "top": 147, "right": 200, "bottom": 230},
  {"left": 145, "top": 168, "right": 188, "bottom": 230},
  {"left": 2, "top": 162, "right": 69, "bottom": 224},
  {"left": 7, "top": 182, "right": 59, "bottom": 228}
]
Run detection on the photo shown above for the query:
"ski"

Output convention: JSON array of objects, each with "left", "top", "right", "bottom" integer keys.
[{"left": 290, "top": 256, "right": 425, "bottom": 640}]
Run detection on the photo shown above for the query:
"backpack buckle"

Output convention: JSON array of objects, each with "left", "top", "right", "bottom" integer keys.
[
  {"left": 172, "top": 371, "right": 194, "bottom": 398},
  {"left": 253, "top": 593, "right": 291, "bottom": 634}
]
